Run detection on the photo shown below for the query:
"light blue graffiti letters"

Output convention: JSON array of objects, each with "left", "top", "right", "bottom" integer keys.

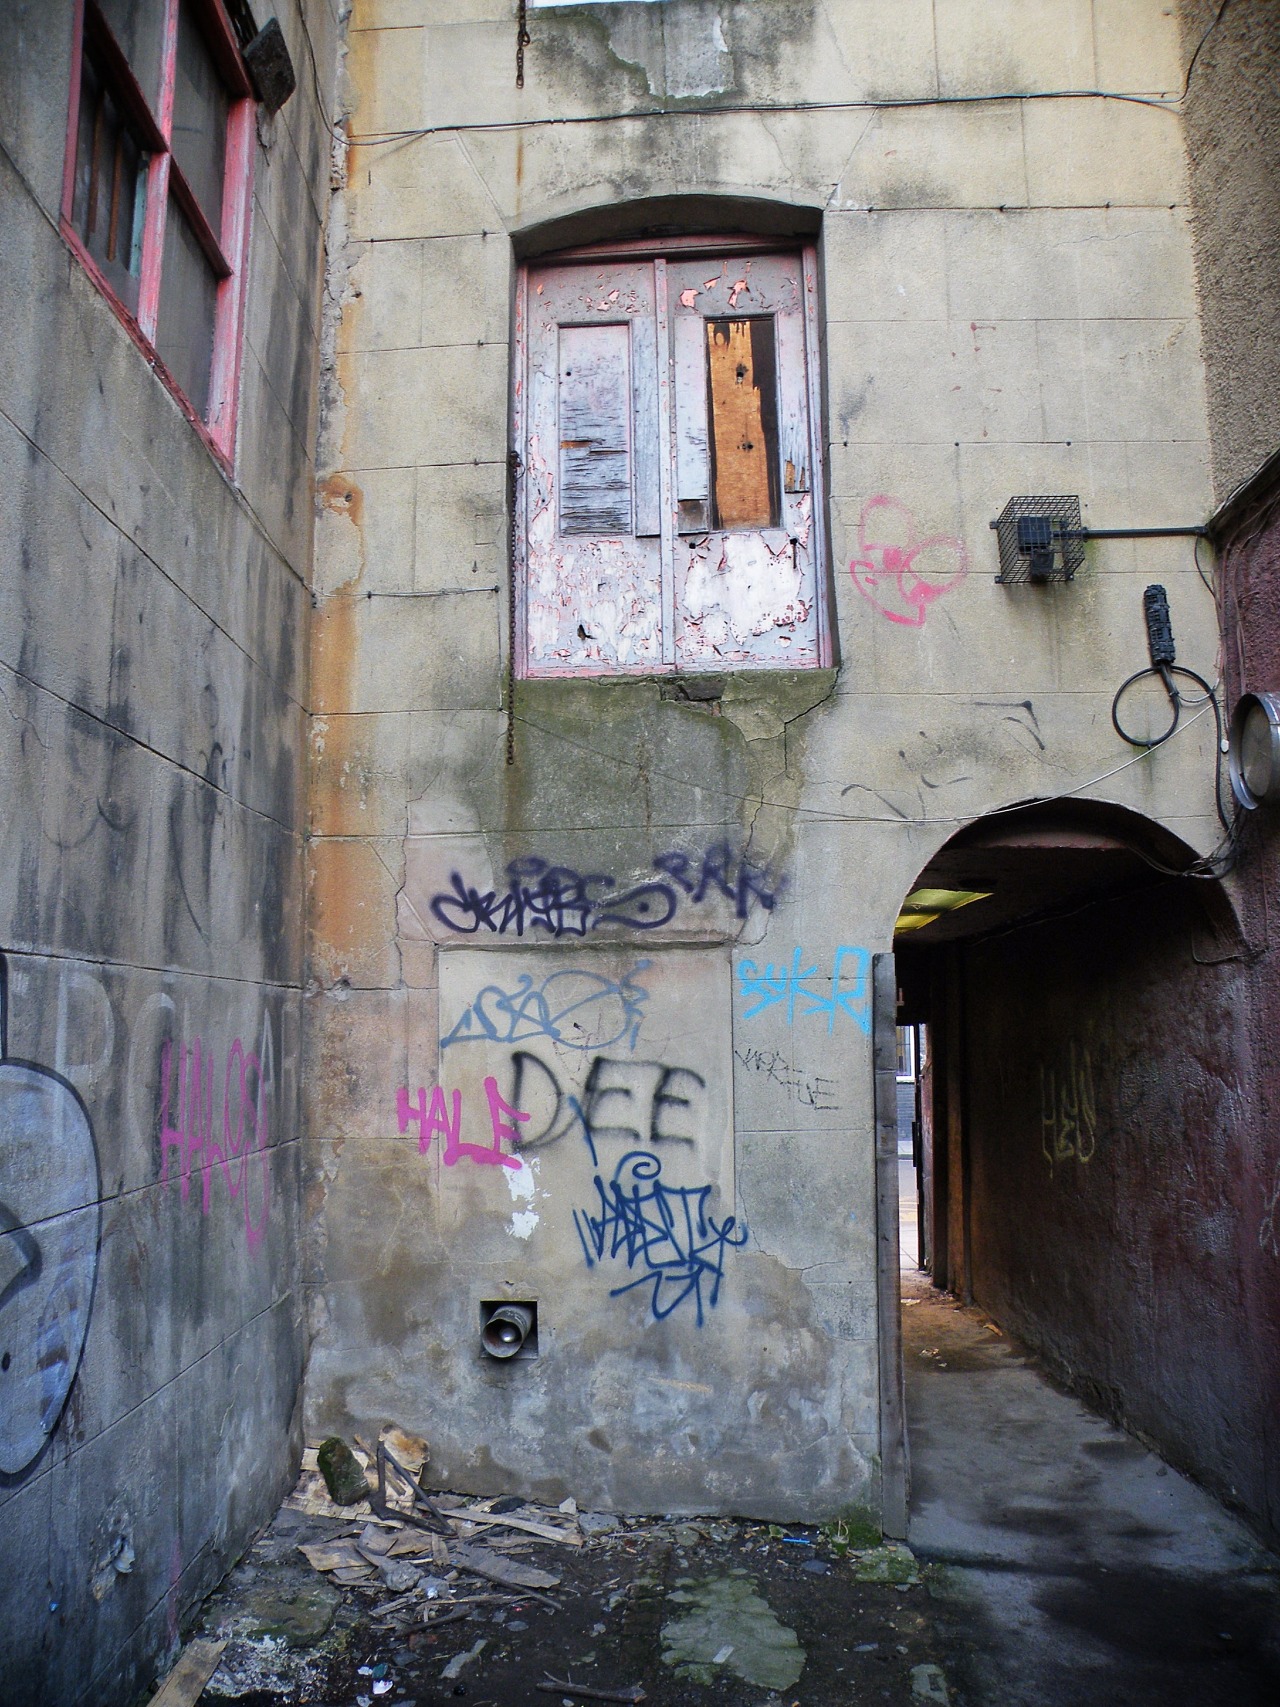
[
  {"left": 573, "top": 1150, "right": 747, "bottom": 1326},
  {"left": 441, "top": 964, "right": 650, "bottom": 1053},
  {"left": 736, "top": 945, "right": 872, "bottom": 1034}
]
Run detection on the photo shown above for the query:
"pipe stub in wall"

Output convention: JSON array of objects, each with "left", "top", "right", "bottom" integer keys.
[{"left": 482, "top": 1303, "right": 534, "bottom": 1358}]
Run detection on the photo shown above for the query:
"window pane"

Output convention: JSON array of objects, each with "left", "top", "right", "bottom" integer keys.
[
  {"left": 705, "top": 317, "right": 780, "bottom": 531},
  {"left": 155, "top": 200, "right": 218, "bottom": 416},
  {"left": 171, "top": 0, "right": 230, "bottom": 236},
  {"left": 72, "top": 47, "right": 148, "bottom": 316},
  {"left": 558, "top": 323, "right": 633, "bottom": 535},
  {"left": 96, "top": 0, "right": 168, "bottom": 114}
]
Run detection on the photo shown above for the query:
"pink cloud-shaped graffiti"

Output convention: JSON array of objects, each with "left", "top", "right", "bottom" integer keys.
[{"left": 849, "top": 495, "right": 969, "bottom": 627}]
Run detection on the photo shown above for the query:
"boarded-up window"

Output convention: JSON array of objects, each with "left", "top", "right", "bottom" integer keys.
[{"left": 516, "top": 244, "right": 828, "bottom": 676}]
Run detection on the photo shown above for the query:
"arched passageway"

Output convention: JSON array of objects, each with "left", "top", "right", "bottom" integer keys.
[{"left": 891, "top": 800, "right": 1255, "bottom": 1504}]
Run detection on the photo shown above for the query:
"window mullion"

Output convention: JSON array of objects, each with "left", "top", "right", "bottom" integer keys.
[
  {"left": 169, "top": 159, "right": 232, "bottom": 277},
  {"left": 206, "top": 94, "right": 254, "bottom": 447},
  {"left": 136, "top": 0, "right": 179, "bottom": 341},
  {"left": 654, "top": 256, "right": 676, "bottom": 669}
]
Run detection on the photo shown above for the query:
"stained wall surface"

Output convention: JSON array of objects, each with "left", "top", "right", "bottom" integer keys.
[
  {"left": 958, "top": 882, "right": 1280, "bottom": 1543},
  {"left": 304, "top": 0, "right": 1224, "bottom": 1522},
  {"left": 0, "top": 3, "right": 336, "bottom": 1701}
]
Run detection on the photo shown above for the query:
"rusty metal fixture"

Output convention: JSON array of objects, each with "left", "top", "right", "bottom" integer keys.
[{"left": 517, "top": 0, "right": 531, "bottom": 89}]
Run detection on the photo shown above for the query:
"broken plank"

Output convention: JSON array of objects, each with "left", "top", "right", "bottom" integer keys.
[
  {"left": 536, "top": 1677, "right": 646, "bottom": 1704},
  {"left": 147, "top": 1638, "right": 227, "bottom": 1707},
  {"left": 448, "top": 1507, "right": 583, "bottom": 1545}
]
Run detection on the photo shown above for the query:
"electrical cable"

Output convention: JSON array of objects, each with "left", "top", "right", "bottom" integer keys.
[{"left": 1109, "top": 578, "right": 1239, "bottom": 861}]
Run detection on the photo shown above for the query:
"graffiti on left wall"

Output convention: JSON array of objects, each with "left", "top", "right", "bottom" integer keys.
[{"left": 0, "top": 952, "right": 102, "bottom": 1477}]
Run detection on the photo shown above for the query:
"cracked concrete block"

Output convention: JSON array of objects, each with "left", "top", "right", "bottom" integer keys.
[
  {"left": 420, "top": 232, "right": 511, "bottom": 348},
  {"left": 823, "top": 210, "right": 950, "bottom": 324},
  {"left": 303, "top": 984, "right": 411, "bottom": 1138},
  {"left": 1022, "top": 96, "right": 1187, "bottom": 206},
  {"left": 338, "top": 342, "right": 508, "bottom": 470},
  {"left": 1037, "top": 316, "right": 1208, "bottom": 444},
  {"left": 339, "top": 237, "right": 424, "bottom": 354},
  {"left": 348, "top": 134, "right": 503, "bottom": 242},
  {"left": 414, "top": 462, "right": 508, "bottom": 596},
  {"left": 941, "top": 207, "right": 1199, "bottom": 323},
  {"left": 309, "top": 708, "right": 410, "bottom": 838},
  {"left": 826, "top": 316, "right": 1043, "bottom": 448},
  {"left": 834, "top": 102, "right": 1029, "bottom": 211},
  {"left": 307, "top": 836, "right": 404, "bottom": 989},
  {"left": 934, "top": 0, "right": 1096, "bottom": 95},
  {"left": 1093, "top": 1, "right": 1183, "bottom": 94},
  {"left": 346, "top": 24, "right": 427, "bottom": 136}
]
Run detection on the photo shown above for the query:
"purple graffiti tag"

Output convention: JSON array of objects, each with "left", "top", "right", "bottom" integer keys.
[
  {"left": 159, "top": 1030, "right": 272, "bottom": 1248},
  {"left": 396, "top": 1079, "right": 529, "bottom": 1170}
]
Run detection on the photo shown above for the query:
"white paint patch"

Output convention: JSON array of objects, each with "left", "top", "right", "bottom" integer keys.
[
  {"left": 506, "top": 1156, "right": 538, "bottom": 1202},
  {"left": 508, "top": 1210, "right": 539, "bottom": 1241}
]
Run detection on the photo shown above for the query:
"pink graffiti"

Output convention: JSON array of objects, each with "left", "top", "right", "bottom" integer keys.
[
  {"left": 396, "top": 1077, "right": 530, "bottom": 1170},
  {"left": 159, "top": 1035, "right": 271, "bottom": 1247},
  {"left": 849, "top": 495, "right": 969, "bottom": 627}
]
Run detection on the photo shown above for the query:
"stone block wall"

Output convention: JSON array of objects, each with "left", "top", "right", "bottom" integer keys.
[
  {"left": 301, "top": 0, "right": 1225, "bottom": 1525},
  {"left": 0, "top": 3, "right": 336, "bottom": 1701}
]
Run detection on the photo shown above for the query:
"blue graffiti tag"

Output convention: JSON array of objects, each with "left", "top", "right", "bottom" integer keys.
[
  {"left": 442, "top": 964, "right": 651, "bottom": 1052},
  {"left": 573, "top": 1151, "right": 747, "bottom": 1327},
  {"left": 736, "top": 945, "right": 872, "bottom": 1033}
]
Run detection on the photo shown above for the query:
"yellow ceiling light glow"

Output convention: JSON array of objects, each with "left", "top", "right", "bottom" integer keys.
[{"left": 894, "top": 888, "right": 994, "bottom": 933}]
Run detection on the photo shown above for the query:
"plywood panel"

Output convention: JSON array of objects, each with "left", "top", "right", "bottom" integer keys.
[
  {"left": 706, "top": 318, "right": 779, "bottom": 531},
  {"left": 558, "top": 323, "right": 632, "bottom": 535}
]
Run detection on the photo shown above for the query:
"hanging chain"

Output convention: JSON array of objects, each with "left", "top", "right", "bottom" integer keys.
[{"left": 516, "top": 0, "right": 531, "bottom": 89}]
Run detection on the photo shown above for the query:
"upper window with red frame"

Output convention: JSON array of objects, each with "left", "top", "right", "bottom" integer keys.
[{"left": 63, "top": 0, "right": 256, "bottom": 462}]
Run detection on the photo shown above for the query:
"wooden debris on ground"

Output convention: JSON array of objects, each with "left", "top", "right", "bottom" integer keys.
[
  {"left": 293, "top": 1439, "right": 581, "bottom": 1629},
  {"left": 536, "top": 1679, "right": 646, "bottom": 1704},
  {"left": 146, "top": 1638, "right": 228, "bottom": 1707}
]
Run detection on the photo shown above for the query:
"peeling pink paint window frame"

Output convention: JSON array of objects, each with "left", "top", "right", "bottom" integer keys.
[
  {"left": 60, "top": 0, "right": 257, "bottom": 474},
  {"left": 512, "top": 236, "right": 832, "bottom": 679}
]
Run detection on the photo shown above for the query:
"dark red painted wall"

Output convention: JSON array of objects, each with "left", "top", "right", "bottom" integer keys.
[{"left": 959, "top": 871, "right": 1280, "bottom": 1542}]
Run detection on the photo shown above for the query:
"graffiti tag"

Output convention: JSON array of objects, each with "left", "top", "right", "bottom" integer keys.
[
  {"left": 737, "top": 945, "right": 871, "bottom": 1033},
  {"left": 734, "top": 1045, "right": 839, "bottom": 1110},
  {"left": 1040, "top": 1041, "right": 1096, "bottom": 1169},
  {"left": 0, "top": 951, "right": 102, "bottom": 1478},
  {"left": 396, "top": 1077, "right": 530, "bottom": 1170},
  {"left": 430, "top": 844, "right": 784, "bottom": 939},
  {"left": 441, "top": 963, "right": 650, "bottom": 1053},
  {"left": 573, "top": 1150, "right": 747, "bottom": 1326},
  {"left": 849, "top": 495, "right": 968, "bottom": 627},
  {"left": 159, "top": 1018, "right": 276, "bottom": 1248}
]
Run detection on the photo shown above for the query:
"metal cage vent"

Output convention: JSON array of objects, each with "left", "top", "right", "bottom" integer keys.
[{"left": 990, "top": 495, "right": 1086, "bottom": 583}]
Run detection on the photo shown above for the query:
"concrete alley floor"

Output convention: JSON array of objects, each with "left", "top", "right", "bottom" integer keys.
[{"left": 903, "top": 1272, "right": 1280, "bottom": 1705}]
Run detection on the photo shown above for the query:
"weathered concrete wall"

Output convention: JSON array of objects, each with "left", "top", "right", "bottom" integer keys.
[
  {"left": 1179, "top": 0, "right": 1280, "bottom": 500},
  {"left": 959, "top": 878, "right": 1280, "bottom": 1543},
  {"left": 0, "top": 4, "right": 336, "bottom": 1700},
  {"left": 305, "top": 0, "right": 1224, "bottom": 1522}
]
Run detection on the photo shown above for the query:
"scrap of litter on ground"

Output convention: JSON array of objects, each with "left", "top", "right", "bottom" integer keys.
[{"left": 185, "top": 1426, "right": 947, "bottom": 1707}]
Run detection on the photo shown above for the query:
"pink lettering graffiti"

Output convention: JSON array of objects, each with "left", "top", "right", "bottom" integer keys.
[
  {"left": 159, "top": 1034, "right": 272, "bottom": 1247},
  {"left": 849, "top": 495, "right": 968, "bottom": 627},
  {"left": 396, "top": 1079, "right": 529, "bottom": 1170}
]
